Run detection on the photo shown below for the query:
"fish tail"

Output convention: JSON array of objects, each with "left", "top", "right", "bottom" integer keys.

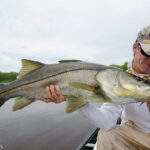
[{"left": 66, "top": 95, "right": 87, "bottom": 113}]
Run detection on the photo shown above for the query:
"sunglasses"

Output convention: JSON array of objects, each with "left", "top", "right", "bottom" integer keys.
[{"left": 138, "top": 43, "right": 150, "bottom": 57}]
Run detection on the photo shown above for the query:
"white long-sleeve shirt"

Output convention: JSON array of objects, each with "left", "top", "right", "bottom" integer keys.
[
  {"left": 78, "top": 102, "right": 150, "bottom": 133},
  {"left": 78, "top": 61, "right": 150, "bottom": 133}
]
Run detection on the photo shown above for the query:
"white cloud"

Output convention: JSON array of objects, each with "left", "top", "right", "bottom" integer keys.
[
  {"left": 0, "top": 55, "right": 20, "bottom": 72},
  {"left": 0, "top": 0, "right": 150, "bottom": 71}
]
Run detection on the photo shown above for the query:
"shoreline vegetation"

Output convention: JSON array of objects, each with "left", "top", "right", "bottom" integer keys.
[
  {"left": 0, "top": 72, "right": 18, "bottom": 83},
  {"left": 110, "top": 62, "right": 128, "bottom": 71},
  {"left": 0, "top": 62, "right": 128, "bottom": 83}
]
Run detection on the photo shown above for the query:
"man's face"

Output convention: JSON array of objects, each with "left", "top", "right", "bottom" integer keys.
[{"left": 133, "top": 43, "right": 150, "bottom": 74}]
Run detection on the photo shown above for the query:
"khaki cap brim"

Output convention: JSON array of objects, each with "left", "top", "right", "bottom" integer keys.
[{"left": 140, "top": 43, "right": 150, "bottom": 55}]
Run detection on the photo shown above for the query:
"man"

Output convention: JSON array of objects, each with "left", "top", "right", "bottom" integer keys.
[{"left": 39, "top": 25, "right": 150, "bottom": 150}]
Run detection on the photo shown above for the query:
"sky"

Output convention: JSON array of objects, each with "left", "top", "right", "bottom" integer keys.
[{"left": 0, "top": 0, "right": 150, "bottom": 72}]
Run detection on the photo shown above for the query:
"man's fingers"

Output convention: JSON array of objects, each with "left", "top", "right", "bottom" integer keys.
[
  {"left": 46, "top": 86, "right": 52, "bottom": 99},
  {"left": 55, "top": 85, "right": 66, "bottom": 102},
  {"left": 55, "top": 85, "right": 62, "bottom": 96},
  {"left": 39, "top": 96, "right": 51, "bottom": 103},
  {"left": 39, "top": 85, "right": 65, "bottom": 104},
  {"left": 50, "top": 85, "right": 58, "bottom": 99}
]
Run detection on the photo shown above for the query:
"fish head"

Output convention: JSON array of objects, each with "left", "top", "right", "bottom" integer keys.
[
  {"left": 96, "top": 68, "right": 150, "bottom": 102},
  {"left": 118, "top": 70, "right": 150, "bottom": 100}
]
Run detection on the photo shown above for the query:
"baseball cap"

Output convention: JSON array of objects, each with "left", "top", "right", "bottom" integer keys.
[{"left": 136, "top": 26, "right": 150, "bottom": 55}]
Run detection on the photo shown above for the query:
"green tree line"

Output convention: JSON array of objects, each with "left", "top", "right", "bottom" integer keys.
[
  {"left": 0, "top": 72, "right": 18, "bottom": 83},
  {"left": 110, "top": 62, "right": 128, "bottom": 71}
]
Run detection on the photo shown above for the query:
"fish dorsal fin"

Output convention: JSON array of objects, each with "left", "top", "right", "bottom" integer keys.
[
  {"left": 13, "top": 97, "right": 35, "bottom": 111},
  {"left": 58, "top": 59, "right": 82, "bottom": 63},
  {"left": 17, "top": 59, "right": 44, "bottom": 79}
]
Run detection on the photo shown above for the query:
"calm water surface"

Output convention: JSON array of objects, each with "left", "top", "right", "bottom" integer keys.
[{"left": 0, "top": 98, "right": 96, "bottom": 150}]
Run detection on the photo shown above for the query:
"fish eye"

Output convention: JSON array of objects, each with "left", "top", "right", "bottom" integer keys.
[
  {"left": 131, "top": 74, "right": 144, "bottom": 82},
  {"left": 135, "top": 77, "right": 143, "bottom": 81},
  {"left": 131, "top": 75, "right": 150, "bottom": 85}
]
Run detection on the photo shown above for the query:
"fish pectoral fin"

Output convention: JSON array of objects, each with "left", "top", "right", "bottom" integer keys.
[
  {"left": 17, "top": 59, "right": 44, "bottom": 79},
  {"left": 69, "top": 82, "right": 95, "bottom": 92},
  {"left": 13, "top": 97, "right": 35, "bottom": 111},
  {"left": 66, "top": 95, "right": 87, "bottom": 113},
  {"left": 70, "top": 82, "right": 106, "bottom": 97}
]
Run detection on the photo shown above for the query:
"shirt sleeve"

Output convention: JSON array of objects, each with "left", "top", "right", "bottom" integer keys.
[{"left": 77, "top": 103, "right": 123, "bottom": 131}]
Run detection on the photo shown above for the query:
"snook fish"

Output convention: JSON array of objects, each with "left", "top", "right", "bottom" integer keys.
[{"left": 1, "top": 59, "right": 150, "bottom": 113}]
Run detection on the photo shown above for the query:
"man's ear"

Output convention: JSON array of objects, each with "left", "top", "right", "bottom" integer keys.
[{"left": 133, "top": 43, "right": 138, "bottom": 54}]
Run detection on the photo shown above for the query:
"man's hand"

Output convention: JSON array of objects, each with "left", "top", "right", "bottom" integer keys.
[{"left": 39, "top": 85, "right": 66, "bottom": 103}]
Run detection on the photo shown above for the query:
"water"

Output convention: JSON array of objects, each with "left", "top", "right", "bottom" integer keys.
[{"left": 0, "top": 98, "right": 96, "bottom": 150}]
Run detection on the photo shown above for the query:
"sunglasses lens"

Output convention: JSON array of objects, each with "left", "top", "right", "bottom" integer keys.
[{"left": 140, "top": 49, "right": 150, "bottom": 57}]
